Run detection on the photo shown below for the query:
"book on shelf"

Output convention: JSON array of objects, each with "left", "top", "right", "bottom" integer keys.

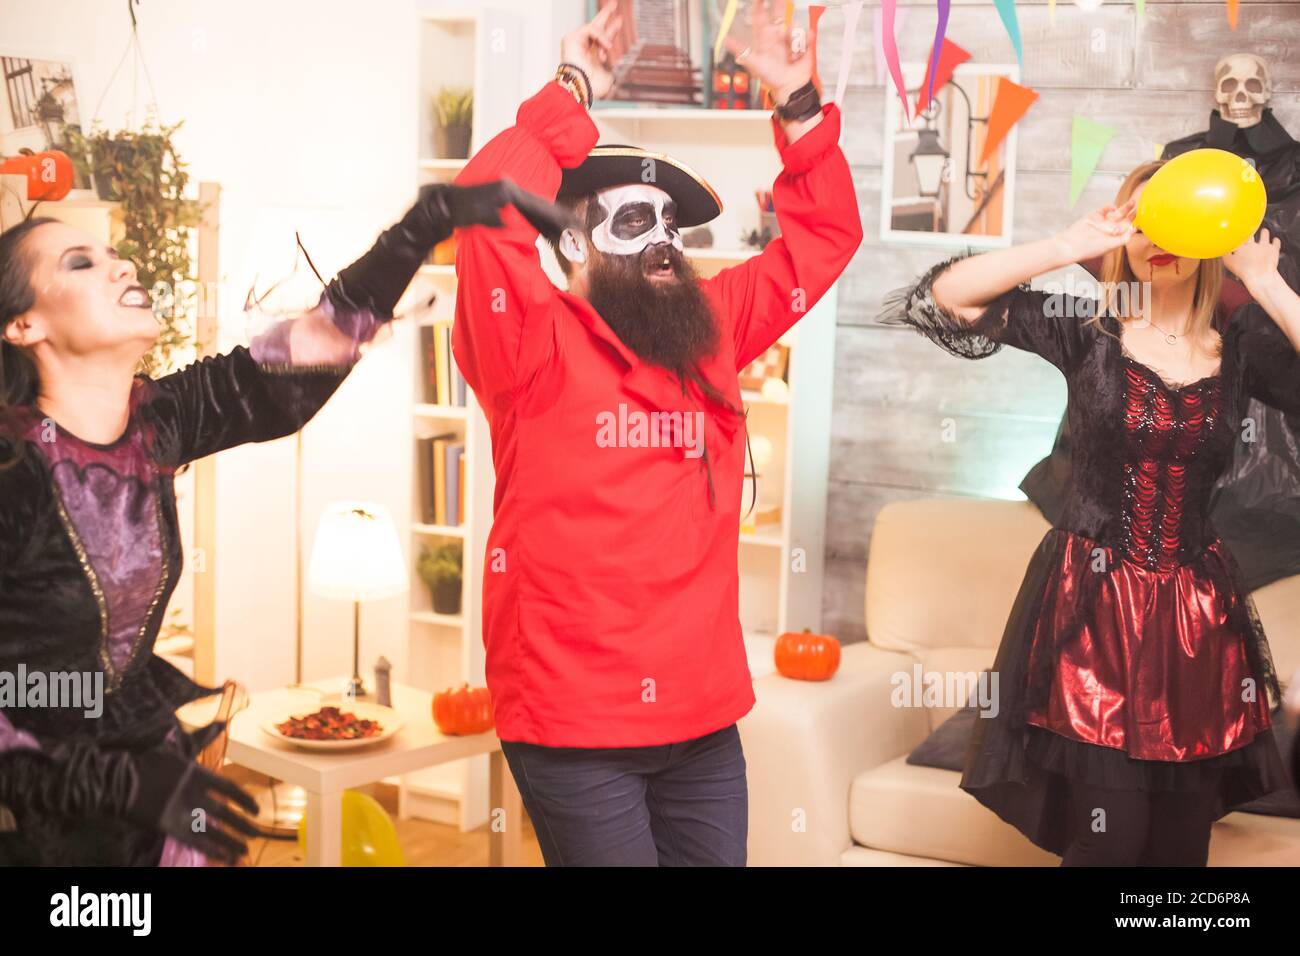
[
  {"left": 417, "top": 432, "right": 466, "bottom": 527},
  {"left": 419, "top": 322, "right": 468, "bottom": 408}
]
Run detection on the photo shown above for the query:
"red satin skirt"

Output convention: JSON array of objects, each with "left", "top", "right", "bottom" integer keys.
[
  {"left": 957, "top": 529, "right": 1288, "bottom": 855},
  {"left": 1023, "top": 532, "right": 1273, "bottom": 760}
]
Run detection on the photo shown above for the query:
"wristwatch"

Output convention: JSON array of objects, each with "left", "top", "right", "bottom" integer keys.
[{"left": 774, "top": 79, "right": 822, "bottom": 123}]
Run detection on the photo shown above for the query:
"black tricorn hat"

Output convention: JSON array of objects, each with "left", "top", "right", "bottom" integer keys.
[{"left": 557, "top": 144, "right": 723, "bottom": 228}]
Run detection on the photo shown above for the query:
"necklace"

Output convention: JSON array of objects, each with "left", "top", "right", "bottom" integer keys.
[{"left": 1142, "top": 316, "right": 1182, "bottom": 345}]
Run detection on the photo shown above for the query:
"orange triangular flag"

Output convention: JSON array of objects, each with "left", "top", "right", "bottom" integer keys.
[
  {"left": 914, "top": 38, "right": 971, "bottom": 118},
  {"left": 808, "top": 5, "right": 826, "bottom": 96},
  {"left": 980, "top": 77, "right": 1039, "bottom": 165},
  {"left": 1226, "top": 0, "right": 1239, "bottom": 29}
]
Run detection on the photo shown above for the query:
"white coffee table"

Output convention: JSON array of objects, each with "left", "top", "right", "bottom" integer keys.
[{"left": 183, "top": 678, "right": 523, "bottom": 866}]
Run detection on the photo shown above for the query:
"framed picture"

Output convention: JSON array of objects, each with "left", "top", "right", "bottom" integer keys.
[
  {"left": 0, "top": 54, "right": 84, "bottom": 154},
  {"left": 880, "top": 62, "right": 1021, "bottom": 249},
  {"left": 588, "top": 0, "right": 712, "bottom": 108},
  {"left": 738, "top": 342, "right": 789, "bottom": 392}
]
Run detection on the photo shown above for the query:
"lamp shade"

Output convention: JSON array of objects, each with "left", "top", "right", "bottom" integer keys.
[{"left": 308, "top": 501, "right": 409, "bottom": 602}]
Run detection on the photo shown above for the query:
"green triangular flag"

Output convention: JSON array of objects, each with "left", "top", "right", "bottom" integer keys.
[
  {"left": 993, "top": 0, "right": 1022, "bottom": 68},
  {"left": 1070, "top": 115, "right": 1115, "bottom": 208},
  {"left": 1134, "top": 0, "right": 1145, "bottom": 16}
]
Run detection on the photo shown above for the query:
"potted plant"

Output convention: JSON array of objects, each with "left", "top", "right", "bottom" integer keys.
[
  {"left": 64, "top": 118, "right": 200, "bottom": 376},
  {"left": 432, "top": 87, "right": 473, "bottom": 159},
  {"left": 417, "top": 540, "right": 463, "bottom": 615}
]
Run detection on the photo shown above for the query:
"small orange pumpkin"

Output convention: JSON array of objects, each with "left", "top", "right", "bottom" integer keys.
[
  {"left": 774, "top": 629, "right": 841, "bottom": 681},
  {"left": 432, "top": 683, "right": 494, "bottom": 735}
]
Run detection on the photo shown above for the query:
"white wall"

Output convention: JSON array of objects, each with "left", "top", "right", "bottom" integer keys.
[{"left": 0, "top": 0, "right": 580, "bottom": 692}]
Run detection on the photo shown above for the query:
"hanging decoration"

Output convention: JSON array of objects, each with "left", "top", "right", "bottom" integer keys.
[
  {"left": 879, "top": 0, "right": 911, "bottom": 125},
  {"left": 713, "top": 0, "right": 739, "bottom": 62},
  {"left": 921, "top": 1, "right": 952, "bottom": 116},
  {"left": 874, "top": 3, "right": 910, "bottom": 86},
  {"left": 1069, "top": 114, "right": 1116, "bottom": 207},
  {"left": 832, "top": 0, "right": 865, "bottom": 107},
  {"left": 992, "top": 0, "right": 1024, "bottom": 69},
  {"left": 807, "top": 5, "right": 826, "bottom": 96},
  {"left": 1226, "top": 0, "right": 1239, "bottom": 29},
  {"left": 980, "top": 77, "right": 1039, "bottom": 164},
  {"left": 914, "top": 37, "right": 970, "bottom": 119}
]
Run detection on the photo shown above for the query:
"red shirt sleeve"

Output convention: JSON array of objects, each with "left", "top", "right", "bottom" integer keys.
[
  {"left": 451, "top": 82, "right": 599, "bottom": 410},
  {"left": 700, "top": 103, "right": 863, "bottom": 370}
]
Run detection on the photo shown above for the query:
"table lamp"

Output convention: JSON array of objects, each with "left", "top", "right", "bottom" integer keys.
[{"left": 308, "top": 501, "right": 408, "bottom": 699}]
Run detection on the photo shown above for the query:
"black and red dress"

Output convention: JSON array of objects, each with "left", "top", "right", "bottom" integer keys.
[{"left": 882, "top": 252, "right": 1299, "bottom": 854}]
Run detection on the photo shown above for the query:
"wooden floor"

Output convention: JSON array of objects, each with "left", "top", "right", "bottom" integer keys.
[{"left": 227, "top": 766, "right": 546, "bottom": 867}]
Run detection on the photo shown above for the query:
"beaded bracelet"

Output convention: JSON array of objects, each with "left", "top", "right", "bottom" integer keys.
[{"left": 555, "top": 62, "right": 593, "bottom": 108}]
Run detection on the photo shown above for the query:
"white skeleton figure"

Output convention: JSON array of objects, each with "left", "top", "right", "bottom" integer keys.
[
  {"left": 559, "top": 183, "right": 683, "bottom": 266},
  {"left": 1215, "top": 53, "right": 1271, "bottom": 129}
]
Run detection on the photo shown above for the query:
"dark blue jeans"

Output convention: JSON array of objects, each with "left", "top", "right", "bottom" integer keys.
[{"left": 499, "top": 722, "right": 748, "bottom": 866}]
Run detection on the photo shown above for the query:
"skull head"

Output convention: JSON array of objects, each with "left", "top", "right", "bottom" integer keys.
[{"left": 1214, "top": 53, "right": 1271, "bottom": 128}]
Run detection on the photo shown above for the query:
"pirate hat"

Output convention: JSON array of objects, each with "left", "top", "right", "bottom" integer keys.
[{"left": 557, "top": 144, "right": 723, "bottom": 228}]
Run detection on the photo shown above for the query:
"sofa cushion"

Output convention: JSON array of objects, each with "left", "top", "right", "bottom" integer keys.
[
  {"left": 864, "top": 499, "right": 1049, "bottom": 657},
  {"left": 905, "top": 704, "right": 1300, "bottom": 818},
  {"left": 848, "top": 755, "right": 1060, "bottom": 866}
]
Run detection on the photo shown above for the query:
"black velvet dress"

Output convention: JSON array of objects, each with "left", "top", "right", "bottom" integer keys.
[
  {"left": 0, "top": 316, "right": 358, "bottom": 865},
  {"left": 1024, "top": 110, "right": 1300, "bottom": 592},
  {"left": 881, "top": 252, "right": 1299, "bottom": 855}
]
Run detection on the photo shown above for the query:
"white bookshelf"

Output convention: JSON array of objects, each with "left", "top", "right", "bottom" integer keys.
[{"left": 395, "top": 5, "right": 524, "bottom": 831}]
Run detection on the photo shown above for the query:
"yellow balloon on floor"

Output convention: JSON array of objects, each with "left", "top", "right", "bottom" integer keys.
[
  {"left": 1135, "top": 148, "right": 1267, "bottom": 259},
  {"left": 297, "top": 790, "right": 406, "bottom": 866}
]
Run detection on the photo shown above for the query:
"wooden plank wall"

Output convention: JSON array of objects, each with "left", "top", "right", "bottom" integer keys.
[{"left": 817, "top": 0, "right": 1300, "bottom": 643}]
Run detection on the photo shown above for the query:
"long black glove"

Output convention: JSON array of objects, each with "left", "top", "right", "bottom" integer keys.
[
  {"left": 0, "top": 724, "right": 263, "bottom": 866},
  {"left": 325, "top": 179, "right": 578, "bottom": 319}
]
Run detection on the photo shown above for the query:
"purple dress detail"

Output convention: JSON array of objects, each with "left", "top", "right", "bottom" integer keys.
[{"left": 23, "top": 404, "right": 169, "bottom": 683}]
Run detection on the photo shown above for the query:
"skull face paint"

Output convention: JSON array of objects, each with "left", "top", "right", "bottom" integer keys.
[{"left": 589, "top": 184, "right": 683, "bottom": 257}]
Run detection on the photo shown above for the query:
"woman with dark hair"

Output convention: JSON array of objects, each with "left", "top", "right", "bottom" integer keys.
[
  {"left": 882, "top": 159, "right": 1300, "bottom": 865},
  {"left": 0, "top": 181, "right": 566, "bottom": 865}
]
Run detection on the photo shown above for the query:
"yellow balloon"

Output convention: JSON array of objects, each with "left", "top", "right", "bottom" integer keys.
[
  {"left": 297, "top": 790, "right": 406, "bottom": 866},
  {"left": 1134, "top": 148, "right": 1267, "bottom": 259}
]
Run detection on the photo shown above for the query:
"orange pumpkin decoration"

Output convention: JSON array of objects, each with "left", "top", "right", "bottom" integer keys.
[
  {"left": 431, "top": 234, "right": 458, "bottom": 265},
  {"left": 774, "top": 629, "right": 841, "bottom": 681},
  {"left": 432, "top": 683, "right": 494, "bottom": 735}
]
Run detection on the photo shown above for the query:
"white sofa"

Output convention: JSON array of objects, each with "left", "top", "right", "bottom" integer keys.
[{"left": 739, "top": 498, "right": 1300, "bottom": 866}]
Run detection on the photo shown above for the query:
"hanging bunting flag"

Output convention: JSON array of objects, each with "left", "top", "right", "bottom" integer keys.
[
  {"left": 915, "top": 37, "right": 971, "bottom": 118},
  {"left": 879, "top": 0, "right": 911, "bottom": 125},
  {"left": 992, "top": 0, "right": 1023, "bottom": 69},
  {"left": 713, "top": 0, "right": 739, "bottom": 61},
  {"left": 873, "top": 3, "right": 910, "bottom": 86},
  {"left": 833, "top": 0, "right": 865, "bottom": 107},
  {"left": 1069, "top": 115, "right": 1116, "bottom": 207},
  {"left": 980, "top": 77, "right": 1038, "bottom": 164},
  {"left": 921, "top": 1, "right": 952, "bottom": 116},
  {"left": 808, "top": 5, "right": 826, "bottom": 96},
  {"left": 1226, "top": 0, "right": 1239, "bottom": 29},
  {"left": 1049, "top": 0, "right": 1056, "bottom": 24},
  {"left": 1134, "top": 0, "right": 1145, "bottom": 16}
]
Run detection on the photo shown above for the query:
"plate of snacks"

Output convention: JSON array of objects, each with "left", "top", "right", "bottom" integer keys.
[{"left": 261, "top": 702, "right": 403, "bottom": 751}]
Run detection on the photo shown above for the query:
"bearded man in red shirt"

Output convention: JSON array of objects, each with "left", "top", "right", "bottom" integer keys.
[{"left": 451, "top": 2, "right": 862, "bottom": 865}]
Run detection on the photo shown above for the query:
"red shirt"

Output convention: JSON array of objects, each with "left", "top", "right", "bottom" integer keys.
[{"left": 453, "top": 81, "right": 862, "bottom": 747}]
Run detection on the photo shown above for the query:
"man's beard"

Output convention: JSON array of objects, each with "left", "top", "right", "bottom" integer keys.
[{"left": 585, "top": 242, "right": 718, "bottom": 376}]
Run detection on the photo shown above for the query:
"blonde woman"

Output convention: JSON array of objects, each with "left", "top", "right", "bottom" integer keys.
[{"left": 882, "top": 160, "right": 1300, "bottom": 865}]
